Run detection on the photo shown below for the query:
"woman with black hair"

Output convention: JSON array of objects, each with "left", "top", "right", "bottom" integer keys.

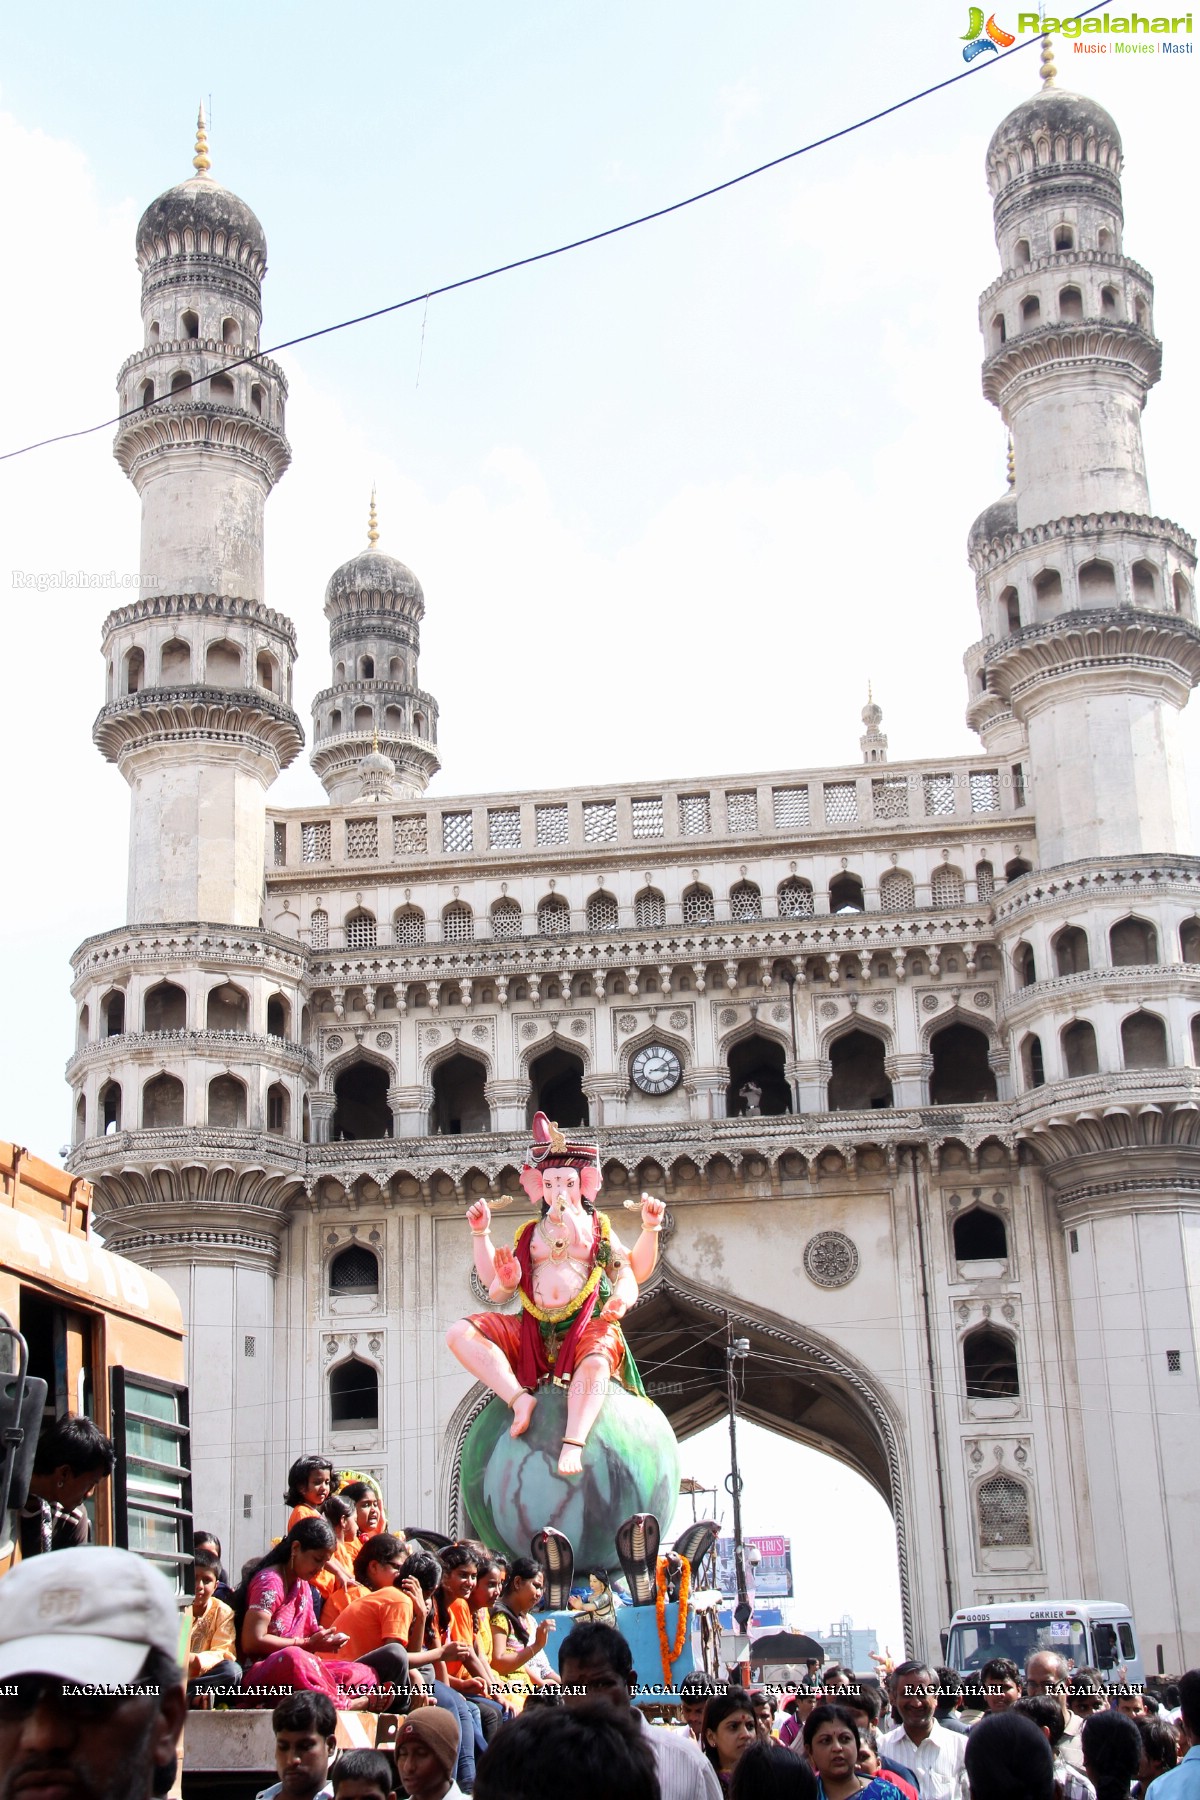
[
  {"left": 964, "top": 1709, "right": 1056, "bottom": 1800},
  {"left": 490, "top": 1556, "right": 561, "bottom": 1703},
  {"left": 233, "top": 1517, "right": 406, "bottom": 1707},
  {"left": 1083, "top": 1711, "right": 1144, "bottom": 1800},
  {"left": 436, "top": 1544, "right": 511, "bottom": 1741},
  {"left": 702, "top": 1689, "right": 758, "bottom": 1790},
  {"left": 733, "top": 1739, "right": 819, "bottom": 1800},
  {"left": 283, "top": 1454, "right": 335, "bottom": 1528}
]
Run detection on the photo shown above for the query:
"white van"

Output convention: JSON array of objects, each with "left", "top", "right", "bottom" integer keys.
[{"left": 945, "top": 1602, "right": 1144, "bottom": 1687}]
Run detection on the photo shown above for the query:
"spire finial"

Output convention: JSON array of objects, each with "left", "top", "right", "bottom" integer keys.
[
  {"left": 193, "top": 102, "right": 212, "bottom": 177},
  {"left": 1006, "top": 434, "right": 1016, "bottom": 489},
  {"left": 1040, "top": 31, "right": 1057, "bottom": 87},
  {"left": 367, "top": 486, "right": 379, "bottom": 549}
]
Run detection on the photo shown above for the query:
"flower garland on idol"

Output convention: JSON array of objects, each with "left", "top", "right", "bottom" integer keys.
[{"left": 655, "top": 1553, "right": 692, "bottom": 1685}]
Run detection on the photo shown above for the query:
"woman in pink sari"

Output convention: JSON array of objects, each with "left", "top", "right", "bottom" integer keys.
[{"left": 235, "top": 1517, "right": 411, "bottom": 1708}]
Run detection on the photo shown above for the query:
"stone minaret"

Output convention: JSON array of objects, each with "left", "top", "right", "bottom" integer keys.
[
  {"left": 71, "top": 112, "right": 305, "bottom": 1560},
  {"left": 98, "top": 105, "right": 302, "bottom": 925},
  {"left": 310, "top": 495, "right": 440, "bottom": 803},
  {"left": 968, "top": 56, "right": 1200, "bottom": 1658},
  {"left": 964, "top": 45, "right": 1199, "bottom": 862}
]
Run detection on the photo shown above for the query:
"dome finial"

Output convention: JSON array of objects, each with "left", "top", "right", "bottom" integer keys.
[
  {"left": 860, "top": 686, "right": 887, "bottom": 763},
  {"left": 1040, "top": 30, "right": 1057, "bottom": 87},
  {"left": 367, "top": 485, "right": 380, "bottom": 549},
  {"left": 193, "top": 101, "right": 212, "bottom": 177},
  {"left": 1006, "top": 434, "right": 1016, "bottom": 489}
]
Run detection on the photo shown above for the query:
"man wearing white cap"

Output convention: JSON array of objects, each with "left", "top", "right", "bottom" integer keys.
[{"left": 0, "top": 1545, "right": 186, "bottom": 1800}]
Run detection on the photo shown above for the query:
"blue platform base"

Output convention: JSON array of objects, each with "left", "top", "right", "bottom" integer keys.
[{"left": 536, "top": 1604, "right": 695, "bottom": 1703}]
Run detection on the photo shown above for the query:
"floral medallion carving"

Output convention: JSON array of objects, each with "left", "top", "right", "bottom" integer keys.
[{"left": 802, "top": 1230, "right": 860, "bottom": 1289}]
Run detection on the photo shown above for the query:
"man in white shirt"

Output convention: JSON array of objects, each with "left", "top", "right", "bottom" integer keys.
[
  {"left": 255, "top": 1692, "right": 337, "bottom": 1800},
  {"left": 558, "top": 1620, "right": 723, "bottom": 1800},
  {"left": 879, "top": 1661, "right": 969, "bottom": 1800}
]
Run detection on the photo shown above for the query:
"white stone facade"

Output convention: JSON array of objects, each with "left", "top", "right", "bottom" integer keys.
[{"left": 66, "top": 85, "right": 1200, "bottom": 1672}]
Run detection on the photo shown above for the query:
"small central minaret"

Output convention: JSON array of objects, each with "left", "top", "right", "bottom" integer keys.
[
  {"left": 964, "top": 44, "right": 1199, "bottom": 864},
  {"left": 96, "top": 107, "right": 302, "bottom": 924},
  {"left": 310, "top": 495, "right": 440, "bottom": 802}
]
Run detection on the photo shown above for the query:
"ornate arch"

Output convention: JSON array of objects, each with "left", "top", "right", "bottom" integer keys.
[
  {"left": 320, "top": 1044, "right": 397, "bottom": 1095},
  {"left": 423, "top": 1038, "right": 495, "bottom": 1083},
  {"left": 819, "top": 1015, "right": 894, "bottom": 1058},
  {"left": 517, "top": 1027, "right": 593, "bottom": 1077},
  {"left": 919, "top": 1003, "right": 1000, "bottom": 1056},
  {"left": 617, "top": 1021, "right": 691, "bottom": 1081},
  {"left": 717, "top": 1015, "right": 790, "bottom": 1057}
]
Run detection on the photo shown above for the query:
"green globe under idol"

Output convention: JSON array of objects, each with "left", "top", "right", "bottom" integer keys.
[{"left": 447, "top": 1111, "right": 680, "bottom": 1568}]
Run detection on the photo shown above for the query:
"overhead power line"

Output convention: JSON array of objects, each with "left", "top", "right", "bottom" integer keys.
[{"left": 0, "top": 18, "right": 1077, "bottom": 468}]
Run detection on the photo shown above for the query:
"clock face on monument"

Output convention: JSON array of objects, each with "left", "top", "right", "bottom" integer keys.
[{"left": 630, "top": 1043, "right": 682, "bottom": 1095}]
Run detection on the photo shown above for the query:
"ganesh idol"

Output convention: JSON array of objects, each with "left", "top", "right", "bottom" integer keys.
[{"left": 446, "top": 1112, "right": 666, "bottom": 1475}]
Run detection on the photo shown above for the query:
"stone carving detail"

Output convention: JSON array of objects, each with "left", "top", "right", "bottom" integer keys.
[
  {"left": 520, "top": 1021, "right": 538, "bottom": 1039},
  {"left": 820, "top": 1001, "right": 838, "bottom": 1019},
  {"left": 803, "top": 1230, "right": 860, "bottom": 1288},
  {"left": 973, "top": 992, "right": 992, "bottom": 1008},
  {"left": 922, "top": 994, "right": 940, "bottom": 1011},
  {"left": 719, "top": 1009, "right": 736, "bottom": 1027},
  {"left": 326, "top": 1034, "right": 344, "bottom": 1052},
  {"left": 772, "top": 1004, "right": 787, "bottom": 1022},
  {"left": 368, "top": 1335, "right": 382, "bottom": 1355},
  {"left": 618, "top": 1013, "right": 638, "bottom": 1033},
  {"left": 670, "top": 1010, "right": 689, "bottom": 1030},
  {"left": 571, "top": 1017, "right": 587, "bottom": 1036},
  {"left": 872, "top": 999, "right": 889, "bottom": 1015},
  {"left": 376, "top": 1032, "right": 393, "bottom": 1048},
  {"left": 424, "top": 1027, "right": 442, "bottom": 1047},
  {"left": 472, "top": 1024, "right": 489, "bottom": 1040}
]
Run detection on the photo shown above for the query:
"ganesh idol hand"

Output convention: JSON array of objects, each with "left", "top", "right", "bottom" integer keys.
[
  {"left": 492, "top": 1245, "right": 520, "bottom": 1289},
  {"left": 640, "top": 1193, "right": 666, "bottom": 1230},
  {"left": 466, "top": 1198, "right": 491, "bottom": 1235},
  {"left": 599, "top": 1295, "right": 628, "bottom": 1322}
]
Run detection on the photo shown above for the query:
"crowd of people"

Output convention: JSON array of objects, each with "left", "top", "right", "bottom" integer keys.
[{"left": 2, "top": 1427, "right": 1200, "bottom": 1800}]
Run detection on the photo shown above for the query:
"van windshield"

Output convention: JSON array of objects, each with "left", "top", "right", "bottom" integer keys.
[{"left": 947, "top": 1616, "right": 1090, "bottom": 1675}]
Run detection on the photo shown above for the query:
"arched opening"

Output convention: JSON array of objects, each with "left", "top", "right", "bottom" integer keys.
[
  {"left": 100, "top": 1080, "right": 122, "bottom": 1134},
  {"left": 1121, "top": 1012, "right": 1168, "bottom": 1070},
  {"left": 74, "top": 1093, "right": 86, "bottom": 1145},
  {"left": 256, "top": 652, "right": 277, "bottom": 692},
  {"left": 169, "top": 370, "right": 191, "bottom": 395},
  {"left": 124, "top": 647, "right": 145, "bottom": 695},
  {"left": 729, "top": 882, "right": 762, "bottom": 923},
  {"left": 990, "top": 314, "right": 1006, "bottom": 351},
  {"left": 442, "top": 903, "right": 474, "bottom": 944},
  {"left": 345, "top": 910, "right": 377, "bottom": 950},
  {"left": 1021, "top": 295, "right": 1041, "bottom": 327},
  {"left": 206, "top": 983, "right": 249, "bottom": 1031},
  {"left": 1053, "top": 926, "right": 1090, "bottom": 975},
  {"left": 180, "top": 309, "right": 199, "bottom": 339},
  {"left": 310, "top": 909, "right": 329, "bottom": 950},
  {"left": 778, "top": 878, "right": 814, "bottom": 919},
  {"left": 1174, "top": 573, "right": 1193, "bottom": 615},
  {"left": 144, "top": 981, "right": 186, "bottom": 1032},
  {"left": 384, "top": 705, "right": 403, "bottom": 729},
  {"left": 1193, "top": 1017, "right": 1200, "bottom": 1065},
  {"left": 1014, "top": 237, "right": 1030, "bottom": 266},
  {"left": 1062, "top": 1020, "right": 1100, "bottom": 1078},
  {"left": 1005, "top": 857, "right": 1033, "bottom": 882},
  {"left": 210, "top": 373, "right": 235, "bottom": 400},
  {"left": 267, "top": 993, "right": 290, "bottom": 1038},
  {"left": 929, "top": 1024, "right": 997, "bottom": 1105},
  {"left": 1020, "top": 1034, "right": 1045, "bottom": 1089},
  {"left": 725, "top": 1034, "right": 791, "bottom": 1118},
  {"left": 414, "top": 712, "right": 426, "bottom": 736},
  {"left": 1134, "top": 295, "right": 1149, "bottom": 330},
  {"left": 1058, "top": 285, "right": 1083, "bottom": 321},
  {"left": 250, "top": 383, "right": 264, "bottom": 415},
  {"left": 633, "top": 888, "right": 666, "bottom": 930},
  {"left": 430, "top": 1053, "right": 490, "bottom": 1135},
  {"left": 930, "top": 866, "right": 965, "bottom": 909},
  {"left": 205, "top": 640, "right": 242, "bottom": 686},
  {"left": 975, "top": 861, "right": 996, "bottom": 901},
  {"left": 222, "top": 317, "right": 241, "bottom": 344},
  {"left": 208, "top": 1074, "right": 247, "bottom": 1128},
  {"left": 537, "top": 895, "right": 571, "bottom": 936},
  {"left": 1131, "top": 560, "right": 1158, "bottom": 606},
  {"left": 1053, "top": 224, "right": 1074, "bottom": 251},
  {"left": 160, "top": 638, "right": 191, "bottom": 682},
  {"left": 100, "top": 990, "right": 126, "bottom": 1036},
  {"left": 1101, "top": 285, "right": 1120, "bottom": 319},
  {"left": 330, "top": 1358, "right": 378, "bottom": 1430},
  {"left": 389, "top": 656, "right": 404, "bottom": 680},
  {"left": 963, "top": 1325, "right": 1020, "bottom": 1399},
  {"left": 142, "top": 1073, "right": 184, "bottom": 1128},
  {"left": 1181, "top": 918, "right": 1200, "bottom": 965},
  {"left": 1098, "top": 227, "right": 1113, "bottom": 253},
  {"left": 266, "top": 1083, "right": 289, "bottom": 1135},
  {"left": 529, "top": 1047, "right": 588, "bottom": 1128},
  {"left": 1078, "top": 559, "right": 1117, "bottom": 604},
  {"left": 330, "top": 1243, "right": 379, "bottom": 1296},
  {"left": 586, "top": 892, "right": 619, "bottom": 932},
  {"left": 1013, "top": 943, "right": 1037, "bottom": 988},
  {"left": 978, "top": 1473, "right": 1032, "bottom": 1548},
  {"left": 359, "top": 654, "right": 375, "bottom": 679},
  {"left": 354, "top": 704, "right": 373, "bottom": 731},
  {"left": 877, "top": 871, "right": 913, "bottom": 914},
  {"left": 828, "top": 1031, "right": 892, "bottom": 1111},
  {"left": 76, "top": 1005, "right": 90, "bottom": 1051},
  {"left": 953, "top": 1208, "right": 1008, "bottom": 1263},
  {"left": 1001, "top": 586, "right": 1021, "bottom": 632},
  {"left": 1110, "top": 917, "right": 1158, "bottom": 966},
  {"left": 829, "top": 873, "right": 865, "bottom": 914},
  {"left": 329, "top": 709, "right": 342, "bottom": 732},
  {"left": 148, "top": 320, "right": 161, "bottom": 342},
  {"left": 1034, "top": 569, "right": 1062, "bottom": 614},
  {"left": 139, "top": 378, "right": 155, "bottom": 407},
  {"left": 682, "top": 884, "right": 714, "bottom": 925},
  {"left": 394, "top": 906, "right": 426, "bottom": 947},
  {"left": 332, "top": 1061, "right": 393, "bottom": 1140}
]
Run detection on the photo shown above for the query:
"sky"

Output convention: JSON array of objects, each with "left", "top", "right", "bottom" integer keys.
[{"left": 0, "top": 3, "right": 1195, "bottom": 1657}]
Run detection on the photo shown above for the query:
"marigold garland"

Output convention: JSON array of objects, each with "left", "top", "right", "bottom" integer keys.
[
  {"left": 655, "top": 1553, "right": 692, "bottom": 1685},
  {"left": 513, "top": 1214, "right": 612, "bottom": 1324}
]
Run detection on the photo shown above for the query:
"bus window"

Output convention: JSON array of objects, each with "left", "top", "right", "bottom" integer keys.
[
  {"left": 1093, "top": 1623, "right": 1120, "bottom": 1669},
  {"left": 1118, "top": 1624, "right": 1136, "bottom": 1660},
  {"left": 111, "top": 1369, "right": 193, "bottom": 1593}
]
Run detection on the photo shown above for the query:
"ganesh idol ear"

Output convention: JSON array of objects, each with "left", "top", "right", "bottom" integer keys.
[
  {"left": 579, "top": 1165, "right": 602, "bottom": 1202},
  {"left": 519, "top": 1164, "right": 544, "bottom": 1203}
]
